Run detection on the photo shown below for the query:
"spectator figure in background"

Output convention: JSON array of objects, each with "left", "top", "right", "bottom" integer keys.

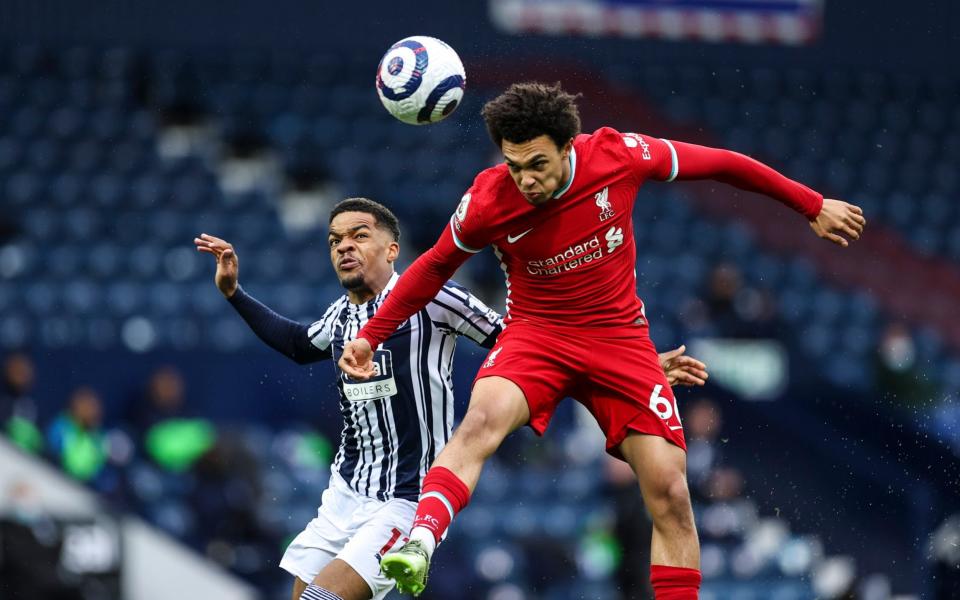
[
  {"left": 131, "top": 366, "right": 188, "bottom": 432},
  {"left": 699, "top": 467, "right": 753, "bottom": 543},
  {"left": 0, "top": 352, "right": 43, "bottom": 453},
  {"left": 188, "top": 429, "right": 270, "bottom": 578},
  {"left": 704, "top": 263, "right": 742, "bottom": 332},
  {"left": 874, "top": 322, "right": 936, "bottom": 407},
  {"left": 127, "top": 366, "right": 216, "bottom": 473},
  {"left": 683, "top": 398, "right": 723, "bottom": 503},
  {"left": 704, "top": 264, "right": 779, "bottom": 338},
  {"left": 46, "top": 387, "right": 108, "bottom": 483}
]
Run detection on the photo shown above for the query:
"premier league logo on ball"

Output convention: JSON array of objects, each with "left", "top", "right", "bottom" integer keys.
[{"left": 387, "top": 56, "right": 404, "bottom": 76}]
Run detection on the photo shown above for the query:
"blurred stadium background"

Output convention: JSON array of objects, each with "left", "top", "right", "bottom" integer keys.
[{"left": 0, "top": 1, "right": 958, "bottom": 599}]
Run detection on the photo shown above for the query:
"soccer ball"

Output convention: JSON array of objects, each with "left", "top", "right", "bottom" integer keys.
[{"left": 376, "top": 36, "right": 466, "bottom": 125}]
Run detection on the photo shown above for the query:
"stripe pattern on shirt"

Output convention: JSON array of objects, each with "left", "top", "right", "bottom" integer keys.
[{"left": 308, "top": 273, "right": 501, "bottom": 502}]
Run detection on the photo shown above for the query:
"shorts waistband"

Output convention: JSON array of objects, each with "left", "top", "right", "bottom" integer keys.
[{"left": 503, "top": 319, "right": 649, "bottom": 339}]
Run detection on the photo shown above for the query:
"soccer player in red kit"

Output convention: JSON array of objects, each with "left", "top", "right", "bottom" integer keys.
[{"left": 340, "top": 82, "right": 866, "bottom": 598}]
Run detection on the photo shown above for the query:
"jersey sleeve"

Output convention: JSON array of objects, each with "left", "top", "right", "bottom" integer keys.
[
  {"left": 357, "top": 224, "right": 473, "bottom": 350},
  {"left": 306, "top": 301, "right": 339, "bottom": 356},
  {"left": 433, "top": 281, "right": 503, "bottom": 349},
  {"left": 617, "top": 130, "right": 680, "bottom": 184},
  {"left": 616, "top": 128, "right": 823, "bottom": 219},
  {"left": 449, "top": 185, "right": 491, "bottom": 253},
  {"left": 228, "top": 286, "right": 331, "bottom": 364},
  {"left": 669, "top": 140, "right": 823, "bottom": 220}
]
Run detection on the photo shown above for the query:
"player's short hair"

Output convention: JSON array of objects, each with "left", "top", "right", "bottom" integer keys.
[
  {"left": 481, "top": 82, "right": 582, "bottom": 150},
  {"left": 329, "top": 197, "right": 401, "bottom": 242}
]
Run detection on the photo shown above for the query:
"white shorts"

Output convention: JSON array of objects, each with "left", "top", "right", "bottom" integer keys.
[{"left": 280, "top": 471, "right": 416, "bottom": 599}]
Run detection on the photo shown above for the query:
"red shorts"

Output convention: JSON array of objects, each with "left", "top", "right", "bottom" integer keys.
[{"left": 474, "top": 321, "right": 686, "bottom": 457}]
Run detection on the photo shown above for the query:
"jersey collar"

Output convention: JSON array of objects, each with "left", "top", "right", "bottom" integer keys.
[
  {"left": 383, "top": 270, "right": 400, "bottom": 292},
  {"left": 552, "top": 147, "right": 577, "bottom": 199},
  {"left": 347, "top": 271, "right": 400, "bottom": 309}
]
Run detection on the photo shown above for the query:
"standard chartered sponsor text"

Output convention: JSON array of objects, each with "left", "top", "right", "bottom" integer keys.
[{"left": 526, "top": 234, "right": 608, "bottom": 276}]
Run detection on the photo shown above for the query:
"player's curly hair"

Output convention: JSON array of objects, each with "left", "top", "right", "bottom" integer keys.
[
  {"left": 481, "top": 82, "right": 582, "bottom": 149},
  {"left": 329, "top": 197, "right": 401, "bottom": 242}
]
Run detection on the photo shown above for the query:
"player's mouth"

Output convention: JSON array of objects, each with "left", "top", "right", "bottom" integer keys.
[
  {"left": 338, "top": 257, "right": 361, "bottom": 271},
  {"left": 522, "top": 191, "right": 544, "bottom": 202}
]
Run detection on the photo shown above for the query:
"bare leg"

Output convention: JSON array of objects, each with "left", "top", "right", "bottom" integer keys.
[
  {"left": 291, "top": 559, "right": 372, "bottom": 600},
  {"left": 429, "top": 376, "right": 530, "bottom": 492},
  {"left": 619, "top": 432, "right": 700, "bottom": 569},
  {"left": 291, "top": 577, "right": 308, "bottom": 600},
  {"left": 379, "top": 376, "right": 532, "bottom": 595}
]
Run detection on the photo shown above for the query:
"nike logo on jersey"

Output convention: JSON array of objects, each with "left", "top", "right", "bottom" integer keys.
[{"left": 506, "top": 228, "right": 534, "bottom": 243}]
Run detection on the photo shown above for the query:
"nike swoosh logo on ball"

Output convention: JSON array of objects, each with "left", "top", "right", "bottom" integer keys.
[{"left": 506, "top": 228, "right": 534, "bottom": 243}]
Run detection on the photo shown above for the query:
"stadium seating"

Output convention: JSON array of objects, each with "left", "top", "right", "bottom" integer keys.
[{"left": 1, "top": 44, "right": 954, "bottom": 598}]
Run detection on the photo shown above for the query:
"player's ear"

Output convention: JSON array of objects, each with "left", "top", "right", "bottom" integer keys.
[
  {"left": 386, "top": 240, "right": 400, "bottom": 263},
  {"left": 561, "top": 139, "right": 573, "bottom": 159}
]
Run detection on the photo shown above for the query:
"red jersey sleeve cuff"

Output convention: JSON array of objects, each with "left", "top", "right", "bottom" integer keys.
[
  {"left": 356, "top": 331, "right": 380, "bottom": 351},
  {"left": 803, "top": 191, "right": 824, "bottom": 221}
]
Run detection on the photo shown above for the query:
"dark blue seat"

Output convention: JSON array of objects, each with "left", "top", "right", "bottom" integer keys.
[{"left": 63, "top": 279, "right": 103, "bottom": 315}]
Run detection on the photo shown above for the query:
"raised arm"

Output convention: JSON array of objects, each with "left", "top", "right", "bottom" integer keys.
[
  {"left": 339, "top": 226, "right": 473, "bottom": 379},
  {"left": 194, "top": 233, "right": 329, "bottom": 365},
  {"left": 669, "top": 140, "right": 866, "bottom": 246},
  {"left": 227, "top": 288, "right": 329, "bottom": 364}
]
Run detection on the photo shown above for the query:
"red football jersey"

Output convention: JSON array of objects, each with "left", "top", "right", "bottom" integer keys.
[{"left": 449, "top": 127, "right": 678, "bottom": 329}]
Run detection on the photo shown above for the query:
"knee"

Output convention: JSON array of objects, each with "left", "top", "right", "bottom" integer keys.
[
  {"left": 456, "top": 406, "right": 509, "bottom": 456},
  {"left": 646, "top": 472, "right": 694, "bottom": 527}
]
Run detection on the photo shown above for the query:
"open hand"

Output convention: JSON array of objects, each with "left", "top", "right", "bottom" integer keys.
[
  {"left": 659, "top": 345, "right": 708, "bottom": 387},
  {"left": 810, "top": 199, "right": 866, "bottom": 248},
  {"left": 194, "top": 233, "right": 239, "bottom": 298},
  {"left": 339, "top": 338, "right": 376, "bottom": 380}
]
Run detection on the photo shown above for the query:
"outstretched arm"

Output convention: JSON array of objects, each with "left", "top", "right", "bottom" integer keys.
[
  {"left": 227, "top": 288, "right": 329, "bottom": 364},
  {"left": 194, "top": 233, "right": 329, "bottom": 365},
  {"left": 339, "top": 226, "right": 473, "bottom": 379},
  {"left": 670, "top": 141, "right": 866, "bottom": 246}
]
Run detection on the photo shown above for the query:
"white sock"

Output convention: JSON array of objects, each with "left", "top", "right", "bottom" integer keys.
[{"left": 409, "top": 526, "right": 437, "bottom": 558}]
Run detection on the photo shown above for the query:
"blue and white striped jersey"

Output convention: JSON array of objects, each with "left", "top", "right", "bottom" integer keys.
[{"left": 307, "top": 272, "right": 501, "bottom": 501}]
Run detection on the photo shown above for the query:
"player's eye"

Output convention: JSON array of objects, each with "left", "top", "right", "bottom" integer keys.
[
  {"left": 328, "top": 239, "right": 338, "bottom": 248},
  {"left": 356, "top": 233, "right": 368, "bottom": 240}
]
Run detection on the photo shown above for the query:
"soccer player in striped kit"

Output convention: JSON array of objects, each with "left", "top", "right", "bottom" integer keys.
[
  {"left": 340, "top": 83, "right": 866, "bottom": 598},
  {"left": 197, "top": 198, "right": 709, "bottom": 600},
  {"left": 196, "top": 198, "right": 502, "bottom": 600}
]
